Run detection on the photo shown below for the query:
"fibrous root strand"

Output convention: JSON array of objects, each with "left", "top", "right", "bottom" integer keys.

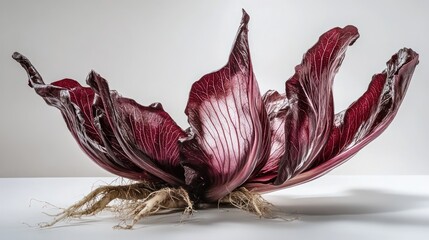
[{"left": 40, "top": 183, "right": 271, "bottom": 229}]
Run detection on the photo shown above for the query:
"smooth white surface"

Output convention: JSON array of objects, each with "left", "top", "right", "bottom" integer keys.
[
  {"left": 1, "top": 176, "right": 429, "bottom": 239},
  {"left": 1, "top": 0, "right": 428, "bottom": 177}
]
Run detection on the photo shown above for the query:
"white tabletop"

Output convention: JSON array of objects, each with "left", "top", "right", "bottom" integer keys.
[{"left": 1, "top": 176, "right": 428, "bottom": 239}]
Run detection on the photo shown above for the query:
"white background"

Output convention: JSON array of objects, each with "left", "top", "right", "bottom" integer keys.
[{"left": 1, "top": 0, "right": 428, "bottom": 177}]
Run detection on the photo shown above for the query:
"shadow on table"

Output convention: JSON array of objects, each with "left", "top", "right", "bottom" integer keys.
[
  {"left": 270, "top": 188, "right": 428, "bottom": 214},
  {"left": 267, "top": 188, "right": 429, "bottom": 226}
]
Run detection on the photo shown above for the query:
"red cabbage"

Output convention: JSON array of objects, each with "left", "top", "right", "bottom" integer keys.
[{"left": 13, "top": 10, "right": 419, "bottom": 201}]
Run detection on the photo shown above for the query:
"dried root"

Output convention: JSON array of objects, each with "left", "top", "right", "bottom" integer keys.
[
  {"left": 40, "top": 183, "right": 272, "bottom": 228},
  {"left": 40, "top": 182, "right": 193, "bottom": 229},
  {"left": 219, "top": 187, "right": 272, "bottom": 217},
  {"left": 114, "top": 187, "right": 193, "bottom": 229}
]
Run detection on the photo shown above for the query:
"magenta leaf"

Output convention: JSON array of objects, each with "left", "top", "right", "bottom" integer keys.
[
  {"left": 12, "top": 53, "right": 149, "bottom": 181},
  {"left": 87, "top": 72, "right": 186, "bottom": 186},
  {"left": 275, "top": 26, "right": 360, "bottom": 184},
  {"left": 180, "top": 10, "right": 270, "bottom": 201},
  {"left": 305, "top": 48, "right": 419, "bottom": 178},
  {"left": 246, "top": 48, "right": 419, "bottom": 192}
]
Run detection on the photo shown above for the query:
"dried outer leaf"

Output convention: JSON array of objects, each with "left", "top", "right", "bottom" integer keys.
[
  {"left": 275, "top": 26, "right": 360, "bottom": 184},
  {"left": 87, "top": 72, "right": 186, "bottom": 186},
  {"left": 246, "top": 48, "right": 419, "bottom": 192},
  {"left": 307, "top": 48, "right": 419, "bottom": 175},
  {"left": 12, "top": 53, "right": 149, "bottom": 180},
  {"left": 180, "top": 10, "right": 270, "bottom": 201}
]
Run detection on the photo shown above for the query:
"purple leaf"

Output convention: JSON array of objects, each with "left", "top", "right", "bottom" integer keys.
[
  {"left": 180, "top": 10, "right": 270, "bottom": 201},
  {"left": 87, "top": 72, "right": 186, "bottom": 186},
  {"left": 306, "top": 48, "right": 419, "bottom": 177},
  {"left": 275, "top": 26, "right": 360, "bottom": 184},
  {"left": 13, "top": 53, "right": 150, "bottom": 181},
  {"left": 246, "top": 48, "right": 419, "bottom": 193}
]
